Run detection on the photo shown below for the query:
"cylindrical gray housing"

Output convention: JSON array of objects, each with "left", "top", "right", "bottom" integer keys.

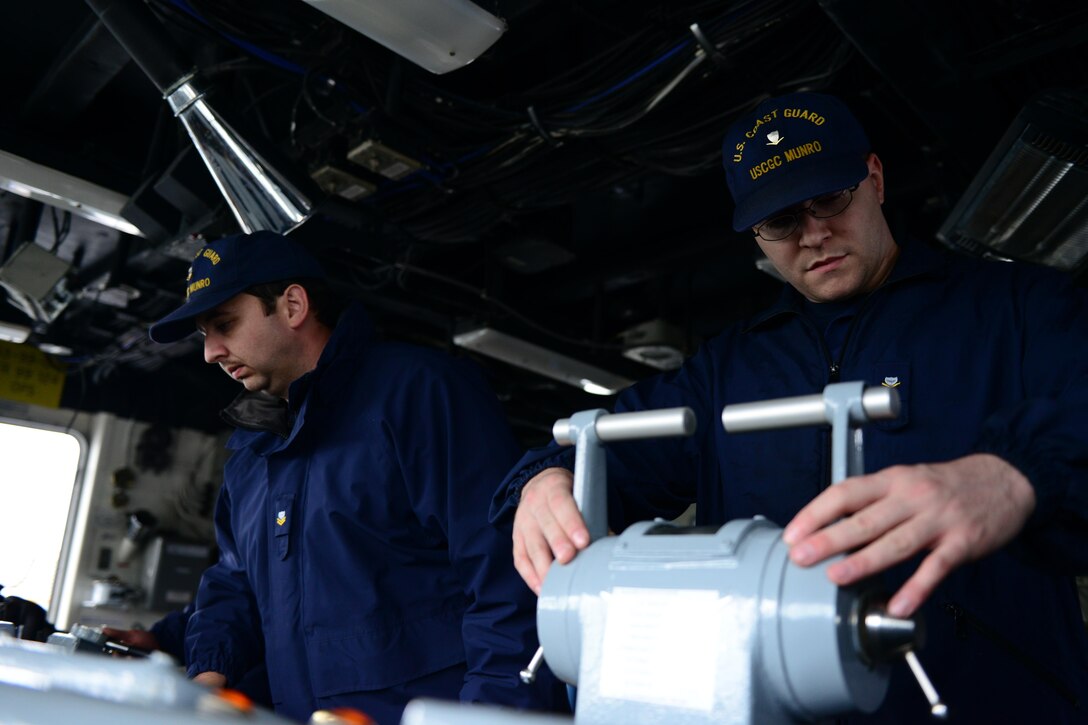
[{"left": 538, "top": 518, "right": 889, "bottom": 724}]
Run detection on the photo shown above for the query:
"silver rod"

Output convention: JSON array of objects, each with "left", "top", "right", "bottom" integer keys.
[
  {"left": 904, "top": 650, "right": 948, "bottom": 719},
  {"left": 721, "top": 394, "right": 826, "bottom": 432},
  {"left": 554, "top": 407, "right": 695, "bottom": 445},
  {"left": 861, "top": 386, "right": 900, "bottom": 420},
  {"left": 721, "top": 386, "right": 899, "bottom": 433}
]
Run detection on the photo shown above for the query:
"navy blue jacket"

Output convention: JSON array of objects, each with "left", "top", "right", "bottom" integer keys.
[
  {"left": 494, "top": 240, "right": 1088, "bottom": 722},
  {"left": 187, "top": 303, "right": 565, "bottom": 723}
]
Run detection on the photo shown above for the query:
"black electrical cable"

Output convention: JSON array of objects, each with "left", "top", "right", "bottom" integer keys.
[{"left": 49, "top": 208, "right": 71, "bottom": 253}]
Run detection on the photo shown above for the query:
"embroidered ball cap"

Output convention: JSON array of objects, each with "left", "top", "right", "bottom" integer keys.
[
  {"left": 722, "top": 92, "right": 871, "bottom": 232},
  {"left": 148, "top": 230, "right": 327, "bottom": 343}
]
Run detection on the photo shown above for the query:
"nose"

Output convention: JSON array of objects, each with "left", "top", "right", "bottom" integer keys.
[
  {"left": 204, "top": 335, "right": 227, "bottom": 364},
  {"left": 796, "top": 212, "right": 831, "bottom": 248}
]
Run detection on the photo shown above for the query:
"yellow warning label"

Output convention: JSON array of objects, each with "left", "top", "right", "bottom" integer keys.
[{"left": 0, "top": 341, "right": 66, "bottom": 408}]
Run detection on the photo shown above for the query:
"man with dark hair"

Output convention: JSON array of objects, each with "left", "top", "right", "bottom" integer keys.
[
  {"left": 495, "top": 92, "right": 1088, "bottom": 721},
  {"left": 149, "top": 231, "right": 565, "bottom": 723}
]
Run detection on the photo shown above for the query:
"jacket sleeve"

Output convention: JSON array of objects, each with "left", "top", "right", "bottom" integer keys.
[
  {"left": 149, "top": 602, "right": 193, "bottom": 661},
  {"left": 185, "top": 483, "right": 264, "bottom": 684},
  {"left": 488, "top": 441, "right": 574, "bottom": 525},
  {"left": 491, "top": 342, "right": 718, "bottom": 530},
  {"left": 397, "top": 358, "right": 568, "bottom": 712},
  {"left": 975, "top": 266, "right": 1088, "bottom": 572}
]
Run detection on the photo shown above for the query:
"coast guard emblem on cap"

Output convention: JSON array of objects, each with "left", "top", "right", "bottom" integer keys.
[
  {"left": 276, "top": 510, "right": 287, "bottom": 526},
  {"left": 766, "top": 130, "right": 784, "bottom": 146},
  {"left": 882, "top": 377, "right": 901, "bottom": 388}
]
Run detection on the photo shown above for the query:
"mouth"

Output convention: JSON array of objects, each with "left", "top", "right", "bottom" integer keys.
[
  {"left": 224, "top": 364, "right": 245, "bottom": 379},
  {"left": 808, "top": 254, "right": 846, "bottom": 272}
]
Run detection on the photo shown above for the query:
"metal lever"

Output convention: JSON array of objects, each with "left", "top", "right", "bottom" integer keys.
[
  {"left": 553, "top": 407, "right": 696, "bottom": 542},
  {"left": 520, "top": 407, "right": 697, "bottom": 686},
  {"left": 520, "top": 645, "right": 545, "bottom": 684},
  {"left": 904, "top": 650, "right": 948, "bottom": 719},
  {"left": 721, "top": 382, "right": 899, "bottom": 484},
  {"left": 855, "top": 600, "right": 948, "bottom": 720}
]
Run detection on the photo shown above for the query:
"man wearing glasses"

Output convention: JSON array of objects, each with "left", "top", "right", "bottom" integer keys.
[{"left": 494, "top": 92, "right": 1088, "bottom": 721}]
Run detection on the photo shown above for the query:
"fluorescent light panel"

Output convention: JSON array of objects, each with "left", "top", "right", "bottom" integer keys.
[
  {"left": 0, "top": 321, "right": 32, "bottom": 344},
  {"left": 453, "top": 327, "right": 632, "bottom": 396},
  {"left": 302, "top": 0, "right": 506, "bottom": 74},
  {"left": 938, "top": 90, "right": 1088, "bottom": 273},
  {"left": 0, "top": 150, "right": 144, "bottom": 237}
]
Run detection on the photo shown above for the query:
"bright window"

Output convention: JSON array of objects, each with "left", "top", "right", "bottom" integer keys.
[{"left": 0, "top": 420, "right": 82, "bottom": 612}]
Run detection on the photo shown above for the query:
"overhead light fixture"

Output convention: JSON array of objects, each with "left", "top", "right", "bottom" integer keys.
[
  {"left": 302, "top": 0, "right": 506, "bottom": 74},
  {"left": 453, "top": 327, "right": 633, "bottom": 396},
  {"left": 0, "top": 150, "right": 144, "bottom": 237},
  {"left": 0, "top": 321, "right": 32, "bottom": 344},
  {"left": 86, "top": 0, "right": 313, "bottom": 235},
  {"left": 937, "top": 89, "right": 1088, "bottom": 273},
  {"left": 0, "top": 242, "right": 73, "bottom": 326},
  {"left": 618, "top": 319, "right": 688, "bottom": 372}
]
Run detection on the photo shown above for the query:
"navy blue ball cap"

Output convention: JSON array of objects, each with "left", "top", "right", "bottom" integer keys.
[
  {"left": 148, "top": 230, "right": 327, "bottom": 343},
  {"left": 722, "top": 92, "right": 871, "bottom": 232}
]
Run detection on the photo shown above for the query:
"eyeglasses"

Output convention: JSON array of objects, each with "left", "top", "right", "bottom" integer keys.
[{"left": 753, "top": 183, "right": 861, "bottom": 242}]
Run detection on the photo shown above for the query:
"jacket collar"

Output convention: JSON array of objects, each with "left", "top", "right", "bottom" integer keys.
[
  {"left": 285, "top": 301, "right": 374, "bottom": 404},
  {"left": 743, "top": 238, "right": 949, "bottom": 333},
  {"left": 220, "top": 391, "right": 291, "bottom": 437},
  {"left": 222, "top": 302, "right": 375, "bottom": 444}
]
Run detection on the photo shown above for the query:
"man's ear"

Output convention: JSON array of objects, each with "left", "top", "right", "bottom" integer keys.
[
  {"left": 866, "top": 152, "right": 886, "bottom": 204},
  {"left": 281, "top": 283, "right": 311, "bottom": 330}
]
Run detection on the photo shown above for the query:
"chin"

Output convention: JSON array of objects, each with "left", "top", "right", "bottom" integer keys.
[{"left": 806, "top": 277, "right": 862, "bottom": 303}]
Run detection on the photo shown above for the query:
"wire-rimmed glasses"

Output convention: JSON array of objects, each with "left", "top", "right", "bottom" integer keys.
[{"left": 754, "top": 183, "right": 861, "bottom": 242}]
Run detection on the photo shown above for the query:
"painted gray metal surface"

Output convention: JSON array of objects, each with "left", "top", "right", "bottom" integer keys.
[
  {"left": 0, "top": 632, "right": 293, "bottom": 724},
  {"left": 409, "top": 383, "right": 912, "bottom": 725},
  {"left": 538, "top": 518, "right": 888, "bottom": 724},
  {"left": 401, "top": 698, "right": 572, "bottom": 725},
  {"left": 554, "top": 407, "right": 696, "bottom": 544},
  {"left": 539, "top": 384, "right": 898, "bottom": 724}
]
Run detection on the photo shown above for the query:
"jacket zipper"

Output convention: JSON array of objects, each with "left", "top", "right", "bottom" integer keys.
[
  {"left": 798, "top": 303, "right": 870, "bottom": 489},
  {"left": 830, "top": 308, "right": 866, "bottom": 382}
]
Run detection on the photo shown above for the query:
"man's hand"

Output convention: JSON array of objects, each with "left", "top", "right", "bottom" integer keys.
[
  {"left": 512, "top": 467, "right": 590, "bottom": 594},
  {"left": 782, "top": 453, "right": 1035, "bottom": 618},
  {"left": 101, "top": 627, "right": 159, "bottom": 652},
  {"left": 193, "top": 672, "right": 228, "bottom": 688}
]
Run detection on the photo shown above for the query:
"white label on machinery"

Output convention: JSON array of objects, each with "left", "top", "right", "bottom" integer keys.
[{"left": 598, "top": 587, "right": 729, "bottom": 712}]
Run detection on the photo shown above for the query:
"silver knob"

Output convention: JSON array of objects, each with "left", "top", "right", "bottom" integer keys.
[{"left": 520, "top": 646, "right": 545, "bottom": 684}]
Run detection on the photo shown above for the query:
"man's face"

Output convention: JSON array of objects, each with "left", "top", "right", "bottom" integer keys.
[
  {"left": 753, "top": 154, "right": 899, "bottom": 303},
  {"left": 196, "top": 293, "right": 296, "bottom": 398}
]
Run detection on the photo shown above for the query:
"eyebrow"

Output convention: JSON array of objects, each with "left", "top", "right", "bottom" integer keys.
[
  {"left": 196, "top": 309, "right": 227, "bottom": 336},
  {"left": 766, "top": 188, "right": 846, "bottom": 220}
]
